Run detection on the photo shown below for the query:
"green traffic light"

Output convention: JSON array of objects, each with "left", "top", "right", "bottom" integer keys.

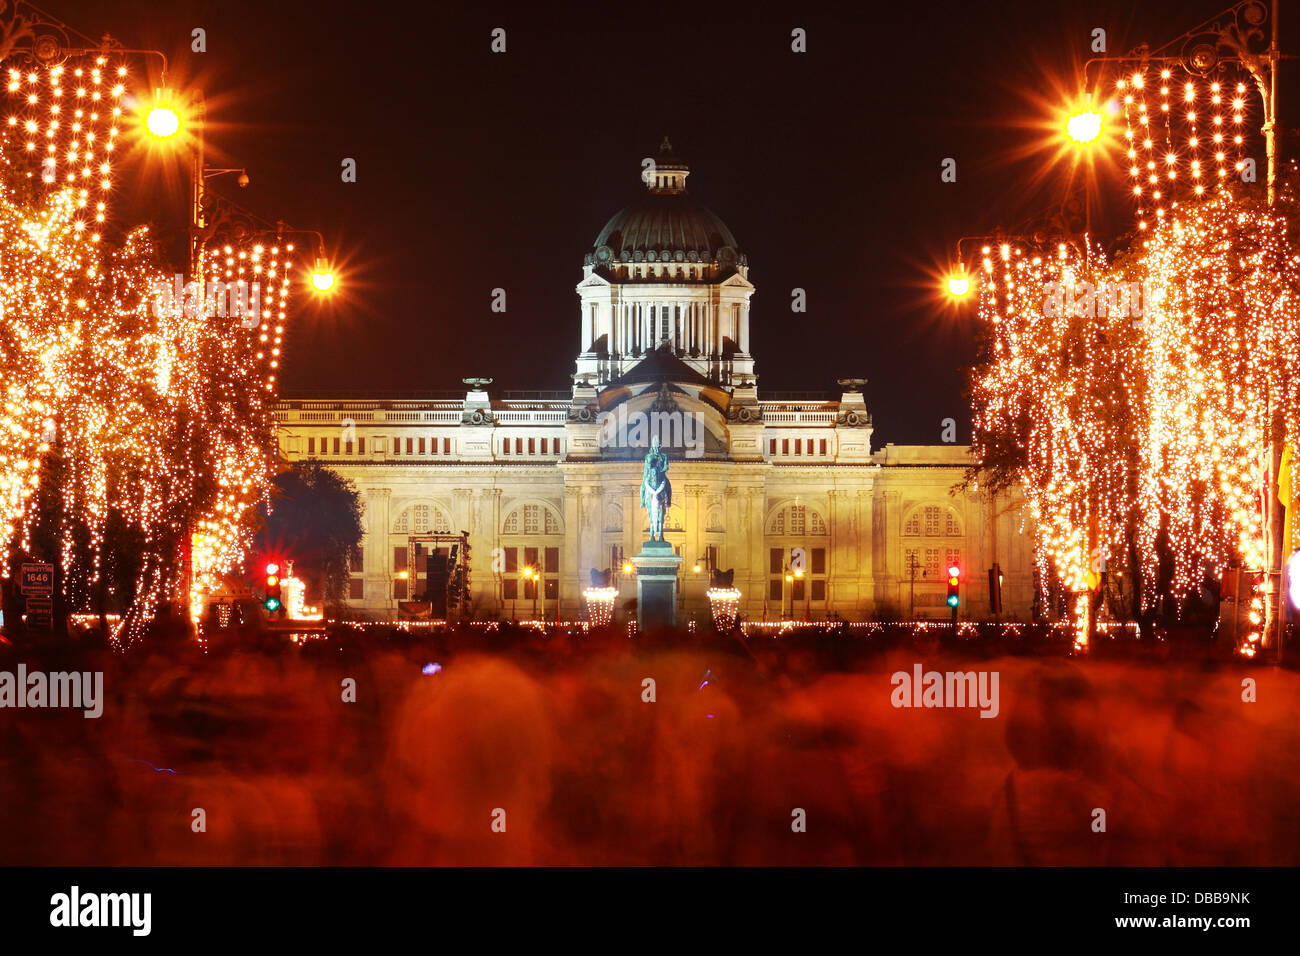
[
  {"left": 947, "top": 595, "right": 959, "bottom": 608},
  {"left": 264, "top": 597, "right": 281, "bottom": 612}
]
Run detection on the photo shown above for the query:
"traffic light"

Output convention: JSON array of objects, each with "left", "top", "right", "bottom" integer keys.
[
  {"left": 264, "top": 562, "right": 282, "bottom": 613},
  {"left": 946, "top": 564, "right": 961, "bottom": 611}
]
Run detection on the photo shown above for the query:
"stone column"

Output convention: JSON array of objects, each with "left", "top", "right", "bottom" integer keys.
[
  {"left": 562, "top": 485, "right": 582, "bottom": 620},
  {"left": 364, "top": 487, "right": 392, "bottom": 614}
]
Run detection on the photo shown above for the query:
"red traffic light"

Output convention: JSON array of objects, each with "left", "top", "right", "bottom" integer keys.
[
  {"left": 947, "top": 565, "right": 960, "bottom": 579},
  {"left": 266, "top": 562, "right": 279, "bottom": 576}
]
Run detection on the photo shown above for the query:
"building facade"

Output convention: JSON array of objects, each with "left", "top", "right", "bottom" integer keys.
[{"left": 273, "top": 141, "right": 1034, "bottom": 623}]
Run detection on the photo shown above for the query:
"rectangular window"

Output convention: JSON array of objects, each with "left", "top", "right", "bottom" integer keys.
[
  {"left": 806, "top": 439, "right": 814, "bottom": 455},
  {"left": 443, "top": 438, "right": 451, "bottom": 454},
  {"left": 811, "top": 580, "right": 826, "bottom": 602},
  {"left": 516, "top": 438, "right": 523, "bottom": 454},
  {"left": 504, "top": 548, "right": 518, "bottom": 573},
  {"left": 769, "top": 579, "right": 783, "bottom": 601},
  {"left": 349, "top": 577, "right": 363, "bottom": 600},
  {"left": 503, "top": 579, "right": 518, "bottom": 600},
  {"left": 820, "top": 438, "right": 827, "bottom": 455},
  {"left": 812, "top": 548, "right": 826, "bottom": 575},
  {"left": 523, "top": 578, "right": 537, "bottom": 600},
  {"left": 406, "top": 438, "right": 414, "bottom": 455},
  {"left": 706, "top": 545, "right": 718, "bottom": 571},
  {"left": 528, "top": 437, "right": 536, "bottom": 454},
  {"left": 394, "top": 546, "right": 408, "bottom": 571},
  {"left": 308, "top": 437, "right": 315, "bottom": 454},
  {"left": 358, "top": 437, "right": 366, "bottom": 454},
  {"left": 792, "top": 579, "right": 805, "bottom": 602},
  {"left": 392, "top": 436, "right": 401, "bottom": 455},
  {"left": 525, "top": 547, "right": 539, "bottom": 572},
  {"left": 545, "top": 547, "right": 559, "bottom": 574},
  {"left": 419, "top": 437, "right": 426, "bottom": 454},
  {"left": 345, "top": 441, "right": 354, "bottom": 455},
  {"left": 394, "top": 578, "right": 408, "bottom": 600},
  {"left": 770, "top": 548, "right": 783, "bottom": 575},
  {"left": 350, "top": 550, "right": 363, "bottom": 573},
  {"left": 544, "top": 578, "right": 558, "bottom": 600},
  {"left": 794, "top": 439, "right": 801, "bottom": 456},
  {"left": 540, "top": 438, "right": 548, "bottom": 454},
  {"left": 782, "top": 439, "right": 789, "bottom": 455},
  {"left": 769, "top": 438, "right": 776, "bottom": 455},
  {"left": 333, "top": 437, "right": 340, "bottom": 455},
  {"left": 503, "top": 439, "right": 510, "bottom": 455}
]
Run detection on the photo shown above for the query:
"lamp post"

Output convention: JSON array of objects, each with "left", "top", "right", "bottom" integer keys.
[{"left": 523, "top": 566, "right": 539, "bottom": 621}]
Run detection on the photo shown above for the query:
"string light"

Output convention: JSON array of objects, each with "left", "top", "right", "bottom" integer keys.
[
  {"left": 1117, "top": 67, "right": 1251, "bottom": 228},
  {"left": 970, "top": 182, "right": 1299, "bottom": 656},
  {"left": 582, "top": 586, "right": 616, "bottom": 627},
  {"left": 706, "top": 586, "right": 742, "bottom": 632}
]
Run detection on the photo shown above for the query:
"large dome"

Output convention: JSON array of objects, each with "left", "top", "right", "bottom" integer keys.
[
  {"left": 585, "top": 138, "right": 743, "bottom": 268},
  {"left": 592, "top": 193, "right": 739, "bottom": 261}
]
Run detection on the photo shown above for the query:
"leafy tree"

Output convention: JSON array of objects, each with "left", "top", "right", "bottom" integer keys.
[{"left": 253, "top": 461, "right": 363, "bottom": 604}]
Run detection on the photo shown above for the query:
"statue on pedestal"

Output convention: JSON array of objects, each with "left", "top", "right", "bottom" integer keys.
[{"left": 639, "top": 435, "right": 672, "bottom": 542}]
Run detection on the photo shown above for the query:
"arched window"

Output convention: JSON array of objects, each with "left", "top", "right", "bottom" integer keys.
[
  {"left": 393, "top": 503, "right": 450, "bottom": 534},
  {"left": 768, "top": 503, "right": 828, "bottom": 536},
  {"left": 502, "top": 503, "right": 562, "bottom": 536},
  {"left": 903, "top": 505, "right": 962, "bottom": 537}
]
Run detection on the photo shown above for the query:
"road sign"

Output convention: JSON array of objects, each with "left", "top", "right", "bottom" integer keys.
[
  {"left": 25, "top": 596, "right": 52, "bottom": 629},
  {"left": 20, "top": 563, "right": 54, "bottom": 595}
]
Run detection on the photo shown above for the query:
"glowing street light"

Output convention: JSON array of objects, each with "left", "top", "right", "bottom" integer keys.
[
  {"left": 146, "top": 101, "right": 180, "bottom": 138},
  {"left": 946, "top": 273, "right": 971, "bottom": 297},
  {"left": 311, "top": 258, "right": 336, "bottom": 292},
  {"left": 1066, "top": 109, "right": 1102, "bottom": 144}
]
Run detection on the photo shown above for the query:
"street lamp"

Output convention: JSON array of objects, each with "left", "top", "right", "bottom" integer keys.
[
  {"left": 146, "top": 98, "right": 180, "bottom": 138},
  {"left": 276, "top": 226, "right": 338, "bottom": 295},
  {"left": 1066, "top": 109, "right": 1103, "bottom": 144},
  {"left": 523, "top": 566, "right": 539, "bottom": 620}
]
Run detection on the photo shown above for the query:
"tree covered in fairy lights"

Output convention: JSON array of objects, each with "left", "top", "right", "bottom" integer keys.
[{"left": 970, "top": 172, "right": 1300, "bottom": 656}]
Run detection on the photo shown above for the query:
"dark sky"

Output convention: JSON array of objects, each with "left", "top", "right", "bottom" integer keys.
[{"left": 51, "top": 0, "right": 1297, "bottom": 444}]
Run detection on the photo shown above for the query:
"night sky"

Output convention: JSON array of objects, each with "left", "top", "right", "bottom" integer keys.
[{"left": 55, "top": 0, "right": 1298, "bottom": 443}]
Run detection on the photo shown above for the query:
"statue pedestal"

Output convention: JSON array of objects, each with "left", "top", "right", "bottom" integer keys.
[{"left": 631, "top": 540, "right": 682, "bottom": 630}]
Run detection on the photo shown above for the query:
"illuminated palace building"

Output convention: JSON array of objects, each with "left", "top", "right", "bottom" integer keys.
[{"left": 274, "top": 142, "right": 1034, "bottom": 622}]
